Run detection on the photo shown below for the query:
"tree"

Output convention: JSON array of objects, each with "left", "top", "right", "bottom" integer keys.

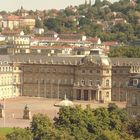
[
  {"left": 22, "top": 26, "right": 31, "bottom": 35},
  {"left": 54, "top": 106, "right": 97, "bottom": 139},
  {"left": 93, "top": 108, "right": 110, "bottom": 131},
  {"left": 31, "top": 113, "right": 53, "bottom": 140},
  {"left": 30, "top": 113, "right": 74, "bottom": 140},
  {"left": 128, "top": 117, "right": 140, "bottom": 138},
  {"left": 96, "top": 130, "right": 121, "bottom": 140},
  {"left": 6, "top": 128, "right": 32, "bottom": 140},
  {"left": 79, "top": 17, "right": 90, "bottom": 27},
  {"left": 109, "top": 46, "right": 140, "bottom": 58},
  {"left": 6, "top": 106, "right": 136, "bottom": 140},
  {"left": 35, "top": 19, "right": 43, "bottom": 28},
  {"left": 94, "top": 0, "right": 102, "bottom": 7},
  {"left": 108, "top": 104, "right": 129, "bottom": 132},
  {"left": 44, "top": 18, "right": 63, "bottom": 33}
]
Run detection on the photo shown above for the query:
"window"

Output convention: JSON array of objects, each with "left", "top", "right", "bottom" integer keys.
[
  {"left": 106, "top": 92, "right": 109, "bottom": 98},
  {"left": 65, "top": 79, "right": 67, "bottom": 84},
  {"left": 97, "top": 70, "right": 100, "bottom": 73},
  {"left": 53, "top": 69, "right": 56, "bottom": 73},
  {"left": 106, "top": 70, "right": 109, "bottom": 74},
  {"left": 42, "top": 79, "right": 45, "bottom": 84},
  {"left": 13, "top": 76, "right": 16, "bottom": 83},
  {"left": 125, "top": 81, "right": 129, "bottom": 87},
  {"left": 71, "top": 79, "right": 73, "bottom": 84},
  {"left": 89, "top": 70, "right": 92, "bottom": 73},
  {"left": 89, "top": 80, "right": 93, "bottom": 86},
  {"left": 96, "top": 79, "right": 100, "bottom": 85},
  {"left": 47, "top": 69, "right": 50, "bottom": 73},
  {"left": 106, "top": 80, "right": 109, "bottom": 87},
  {"left": 132, "top": 112, "right": 137, "bottom": 118},
  {"left": 81, "top": 80, "right": 85, "bottom": 86},
  {"left": 113, "top": 70, "right": 117, "bottom": 73},
  {"left": 119, "top": 70, "right": 123, "bottom": 73},
  {"left": 82, "top": 70, "right": 85, "bottom": 73},
  {"left": 133, "top": 79, "right": 138, "bottom": 86},
  {"left": 19, "top": 67, "right": 22, "bottom": 70},
  {"left": 132, "top": 94, "right": 137, "bottom": 106},
  {"left": 113, "top": 81, "right": 116, "bottom": 87}
]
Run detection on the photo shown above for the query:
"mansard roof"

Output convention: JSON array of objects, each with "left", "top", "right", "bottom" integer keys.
[
  {"left": 0, "top": 55, "right": 11, "bottom": 62},
  {"left": 110, "top": 58, "right": 140, "bottom": 66},
  {"left": 0, "top": 54, "right": 140, "bottom": 67},
  {"left": 0, "top": 55, "right": 11, "bottom": 66},
  {"left": 9, "top": 54, "right": 84, "bottom": 65}
]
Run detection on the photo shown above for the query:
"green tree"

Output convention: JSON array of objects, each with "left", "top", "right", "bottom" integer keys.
[
  {"left": 31, "top": 113, "right": 74, "bottom": 140},
  {"left": 96, "top": 130, "right": 121, "bottom": 140},
  {"left": 35, "top": 19, "right": 43, "bottom": 28},
  {"left": 93, "top": 108, "right": 110, "bottom": 131},
  {"left": 54, "top": 106, "right": 97, "bottom": 139},
  {"left": 44, "top": 18, "right": 63, "bottom": 33},
  {"left": 6, "top": 128, "right": 32, "bottom": 140},
  {"left": 31, "top": 113, "right": 53, "bottom": 140},
  {"left": 128, "top": 117, "right": 140, "bottom": 138},
  {"left": 22, "top": 26, "right": 31, "bottom": 35}
]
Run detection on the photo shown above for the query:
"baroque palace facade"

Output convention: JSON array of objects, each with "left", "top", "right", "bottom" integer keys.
[{"left": 0, "top": 49, "right": 140, "bottom": 105}]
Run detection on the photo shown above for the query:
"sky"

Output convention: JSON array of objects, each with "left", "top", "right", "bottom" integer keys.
[{"left": 0, "top": 0, "right": 118, "bottom": 12}]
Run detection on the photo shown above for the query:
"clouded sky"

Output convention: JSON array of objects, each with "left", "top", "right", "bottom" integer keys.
[{"left": 0, "top": 0, "right": 118, "bottom": 11}]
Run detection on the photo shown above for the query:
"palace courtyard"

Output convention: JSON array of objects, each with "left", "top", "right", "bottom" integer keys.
[{"left": 0, "top": 97, "right": 126, "bottom": 128}]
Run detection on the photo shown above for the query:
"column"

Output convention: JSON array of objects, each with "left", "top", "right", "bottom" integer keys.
[
  {"left": 73, "top": 89, "right": 76, "bottom": 100},
  {"left": 89, "top": 90, "right": 91, "bottom": 101},
  {"left": 81, "top": 90, "right": 84, "bottom": 100},
  {"left": 96, "top": 90, "right": 99, "bottom": 101}
]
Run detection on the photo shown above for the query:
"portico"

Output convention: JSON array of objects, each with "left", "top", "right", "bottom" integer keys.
[{"left": 73, "top": 86, "right": 101, "bottom": 101}]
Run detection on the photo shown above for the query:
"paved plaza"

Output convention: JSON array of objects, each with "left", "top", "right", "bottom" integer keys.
[{"left": 0, "top": 97, "right": 126, "bottom": 128}]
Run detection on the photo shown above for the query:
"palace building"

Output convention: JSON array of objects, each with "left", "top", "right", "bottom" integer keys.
[
  {"left": 0, "top": 49, "right": 140, "bottom": 104},
  {"left": 126, "top": 74, "right": 140, "bottom": 118}
]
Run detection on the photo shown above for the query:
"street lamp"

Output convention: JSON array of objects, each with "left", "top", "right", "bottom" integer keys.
[
  {"left": 50, "top": 80, "right": 53, "bottom": 99},
  {"left": 118, "top": 81, "right": 121, "bottom": 102},
  {"left": 37, "top": 80, "right": 40, "bottom": 98},
  {"left": 3, "top": 98, "right": 5, "bottom": 127},
  {"left": 57, "top": 80, "right": 60, "bottom": 100}
]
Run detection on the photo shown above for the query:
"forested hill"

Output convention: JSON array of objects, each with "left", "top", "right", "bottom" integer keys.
[
  {"left": 34, "top": 0, "right": 140, "bottom": 43},
  {"left": 1, "top": 0, "right": 140, "bottom": 43}
]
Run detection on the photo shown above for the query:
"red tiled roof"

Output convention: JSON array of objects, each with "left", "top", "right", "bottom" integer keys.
[
  {"left": 103, "top": 41, "right": 118, "bottom": 46},
  {"left": 32, "top": 37, "right": 91, "bottom": 44},
  {"left": 87, "top": 38, "right": 100, "bottom": 43},
  {"left": 46, "top": 31, "right": 58, "bottom": 35},
  {"left": 31, "top": 45, "right": 78, "bottom": 49},
  {"left": 2, "top": 28, "right": 21, "bottom": 35},
  {"left": 31, "top": 46, "right": 47, "bottom": 49},
  {"left": 33, "top": 37, "right": 57, "bottom": 41},
  {"left": 6, "top": 15, "right": 20, "bottom": 21}
]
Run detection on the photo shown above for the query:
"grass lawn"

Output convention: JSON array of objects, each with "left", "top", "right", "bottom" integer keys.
[{"left": 0, "top": 127, "right": 13, "bottom": 135}]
